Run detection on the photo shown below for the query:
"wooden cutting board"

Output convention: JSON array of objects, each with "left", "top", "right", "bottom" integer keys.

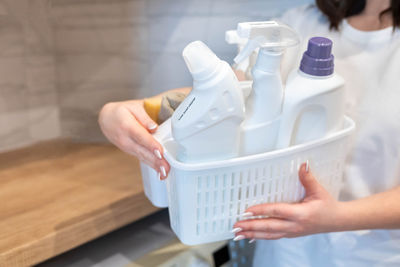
[{"left": 0, "top": 140, "right": 159, "bottom": 267}]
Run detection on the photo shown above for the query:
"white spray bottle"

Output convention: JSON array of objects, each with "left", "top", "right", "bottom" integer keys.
[
  {"left": 234, "top": 21, "right": 300, "bottom": 155},
  {"left": 225, "top": 30, "right": 256, "bottom": 80},
  {"left": 171, "top": 41, "right": 245, "bottom": 163}
]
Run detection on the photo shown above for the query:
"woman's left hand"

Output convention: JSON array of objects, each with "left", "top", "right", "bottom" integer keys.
[{"left": 233, "top": 163, "right": 344, "bottom": 241}]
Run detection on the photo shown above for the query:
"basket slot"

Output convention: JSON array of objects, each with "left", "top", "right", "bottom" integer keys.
[{"left": 239, "top": 171, "right": 247, "bottom": 218}]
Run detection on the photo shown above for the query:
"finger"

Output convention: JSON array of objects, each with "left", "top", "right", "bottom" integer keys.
[
  {"left": 129, "top": 102, "right": 158, "bottom": 133},
  {"left": 299, "top": 162, "right": 322, "bottom": 196},
  {"left": 159, "top": 159, "right": 171, "bottom": 180},
  {"left": 245, "top": 203, "right": 299, "bottom": 220},
  {"left": 126, "top": 140, "right": 171, "bottom": 178},
  {"left": 236, "top": 231, "right": 286, "bottom": 240},
  {"left": 125, "top": 118, "right": 165, "bottom": 159},
  {"left": 119, "top": 114, "right": 171, "bottom": 178},
  {"left": 132, "top": 141, "right": 170, "bottom": 179},
  {"left": 234, "top": 218, "right": 295, "bottom": 233},
  {"left": 119, "top": 137, "right": 159, "bottom": 169}
]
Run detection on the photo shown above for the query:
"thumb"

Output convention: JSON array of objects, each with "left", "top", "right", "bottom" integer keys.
[{"left": 298, "top": 162, "right": 322, "bottom": 196}]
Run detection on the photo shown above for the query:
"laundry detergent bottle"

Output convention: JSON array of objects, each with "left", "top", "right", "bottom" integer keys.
[
  {"left": 276, "top": 37, "right": 345, "bottom": 148},
  {"left": 171, "top": 41, "right": 245, "bottom": 163}
]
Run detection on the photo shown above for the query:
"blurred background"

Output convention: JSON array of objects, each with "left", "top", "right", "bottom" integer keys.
[
  {"left": 0, "top": 0, "right": 312, "bottom": 152},
  {"left": 0, "top": 0, "right": 313, "bottom": 266}
]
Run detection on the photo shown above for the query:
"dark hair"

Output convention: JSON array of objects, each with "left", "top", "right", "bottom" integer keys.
[{"left": 316, "top": 0, "right": 400, "bottom": 30}]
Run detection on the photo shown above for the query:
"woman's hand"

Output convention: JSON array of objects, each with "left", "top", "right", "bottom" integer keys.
[
  {"left": 233, "top": 163, "right": 343, "bottom": 241},
  {"left": 99, "top": 99, "right": 170, "bottom": 179}
]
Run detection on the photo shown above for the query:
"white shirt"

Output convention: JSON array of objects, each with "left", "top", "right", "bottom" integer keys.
[{"left": 254, "top": 5, "right": 400, "bottom": 267}]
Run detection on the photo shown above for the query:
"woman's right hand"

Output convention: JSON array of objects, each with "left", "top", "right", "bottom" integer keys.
[{"left": 98, "top": 99, "right": 170, "bottom": 179}]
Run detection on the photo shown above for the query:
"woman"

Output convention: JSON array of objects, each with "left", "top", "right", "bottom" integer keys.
[{"left": 99, "top": 0, "right": 400, "bottom": 265}]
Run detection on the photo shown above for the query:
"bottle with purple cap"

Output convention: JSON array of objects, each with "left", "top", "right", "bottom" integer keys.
[{"left": 276, "top": 36, "right": 345, "bottom": 148}]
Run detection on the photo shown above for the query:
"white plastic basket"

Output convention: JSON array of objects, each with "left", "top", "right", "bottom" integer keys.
[
  {"left": 139, "top": 82, "right": 253, "bottom": 209},
  {"left": 140, "top": 162, "right": 168, "bottom": 208},
  {"left": 163, "top": 116, "right": 355, "bottom": 245},
  {"left": 140, "top": 119, "right": 171, "bottom": 208}
]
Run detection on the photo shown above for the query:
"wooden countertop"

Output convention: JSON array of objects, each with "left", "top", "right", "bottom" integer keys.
[{"left": 0, "top": 140, "right": 159, "bottom": 267}]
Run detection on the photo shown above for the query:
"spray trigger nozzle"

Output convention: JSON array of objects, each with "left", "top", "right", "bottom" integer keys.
[{"left": 234, "top": 21, "right": 300, "bottom": 64}]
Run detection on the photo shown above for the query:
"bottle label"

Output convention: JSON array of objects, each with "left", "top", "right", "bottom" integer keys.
[{"left": 178, "top": 96, "right": 196, "bottom": 121}]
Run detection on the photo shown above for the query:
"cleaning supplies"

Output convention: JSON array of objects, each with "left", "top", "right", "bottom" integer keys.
[
  {"left": 276, "top": 37, "right": 345, "bottom": 148},
  {"left": 233, "top": 21, "right": 300, "bottom": 155},
  {"left": 159, "top": 92, "right": 187, "bottom": 124},
  {"left": 171, "top": 41, "right": 245, "bottom": 163},
  {"left": 144, "top": 97, "right": 162, "bottom": 123},
  {"left": 225, "top": 30, "right": 256, "bottom": 80}
]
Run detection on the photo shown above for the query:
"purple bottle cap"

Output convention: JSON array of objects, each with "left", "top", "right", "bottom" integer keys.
[{"left": 300, "top": 37, "right": 334, "bottom": 76}]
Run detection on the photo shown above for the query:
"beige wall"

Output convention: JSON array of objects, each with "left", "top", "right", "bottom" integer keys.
[
  {"left": 0, "top": 0, "right": 59, "bottom": 151},
  {"left": 0, "top": 0, "right": 312, "bottom": 151}
]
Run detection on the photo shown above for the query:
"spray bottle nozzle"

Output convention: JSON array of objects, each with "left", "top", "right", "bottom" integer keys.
[{"left": 233, "top": 21, "right": 300, "bottom": 64}]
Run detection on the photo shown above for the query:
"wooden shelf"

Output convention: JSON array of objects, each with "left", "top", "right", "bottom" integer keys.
[{"left": 0, "top": 140, "right": 159, "bottom": 267}]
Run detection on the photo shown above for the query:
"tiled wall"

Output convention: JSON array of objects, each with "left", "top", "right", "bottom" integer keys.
[
  {"left": 0, "top": 0, "right": 312, "bottom": 151},
  {"left": 0, "top": 0, "right": 60, "bottom": 152}
]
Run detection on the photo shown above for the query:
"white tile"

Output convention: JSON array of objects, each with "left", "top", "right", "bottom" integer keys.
[
  {"left": 0, "top": 57, "right": 25, "bottom": 85},
  {"left": 204, "top": 16, "right": 250, "bottom": 56},
  {"left": 51, "top": 0, "right": 146, "bottom": 25},
  {"left": 147, "top": 0, "right": 212, "bottom": 16},
  {"left": 148, "top": 16, "right": 209, "bottom": 53},
  {"left": 146, "top": 52, "right": 192, "bottom": 95},
  {"left": 0, "top": 24, "right": 25, "bottom": 57},
  {"left": 25, "top": 0, "right": 55, "bottom": 49},
  {"left": 26, "top": 55, "right": 56, "bottom": 93},
  {"left": 28, "top": 90, "right": 58, "bottom": 109},
  {"left": 0, "top": 84, "right": 27, "bottom": 113},
  {"left": 29, "top": 106, "right": 61, "bottom": 141},
  {"left": 55, "top": 25, "right": 147, "bottom": 55},
  {"left": 210, "top": 0, "right": 312, "bottom": 17},
  {"left": 0, "top": 110, "right": 32, "bottom": 152},
  {"left": 51, "top": 0, "right": 146, "bottom": 17},
  {"left": 59, "top": 87, "right": 134, "bottom": 111},
  {"left": 59, "top": 107, "right": 105, "bottom": 142},
  {"left": 56, "top": 54, "right": 145, "bottom": 87},
  {"left": 0, "top": 1, "right": 7, "bottom": 15}
]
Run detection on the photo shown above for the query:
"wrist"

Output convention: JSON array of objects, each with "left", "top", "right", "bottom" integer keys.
[
  {"left": 332, "top": 200, "right": 363, "bottom": 232},
  {"left": 331, "top": 201, "right": 349, "bottom": 232}
]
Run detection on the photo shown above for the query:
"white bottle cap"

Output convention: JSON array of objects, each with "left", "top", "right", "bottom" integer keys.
[{"left": 182, "top": 41, "right": 220, "bottom": 81}]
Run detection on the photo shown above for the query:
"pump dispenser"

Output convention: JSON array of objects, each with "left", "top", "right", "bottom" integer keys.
[
  {"left": 234, "top": 21, "right": 300, "bottom": 155},
  {"left": 171, "top": 41, "right": 245, "bottom": 163}
]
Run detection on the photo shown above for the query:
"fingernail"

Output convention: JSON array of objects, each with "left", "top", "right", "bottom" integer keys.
[
  {"left": 157, "top": 172, "right": 161, "bottom": 181},
  {"left": 154, "top": 149, "right": 162, "bottom": 160},
  {"left": 160, "top": 166, "right": 167, "bottom": 177},
  {"left": 241, "top": 212, "right": 253, "bottom": 218},
  {"left": 233, "top": 235, "right": 245, "bottom": 241},
  {"left": 148, "top": 123, "right": 157, "bottom": 130},
  {"left": 306, "top": 160, "right": 310, "bottom": 173},
  {"left": 231, "top": 227, "right": 242, "bottom": 234},
  {"left": 249, "top": 239, "right": 256, "bottom": 244}
]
